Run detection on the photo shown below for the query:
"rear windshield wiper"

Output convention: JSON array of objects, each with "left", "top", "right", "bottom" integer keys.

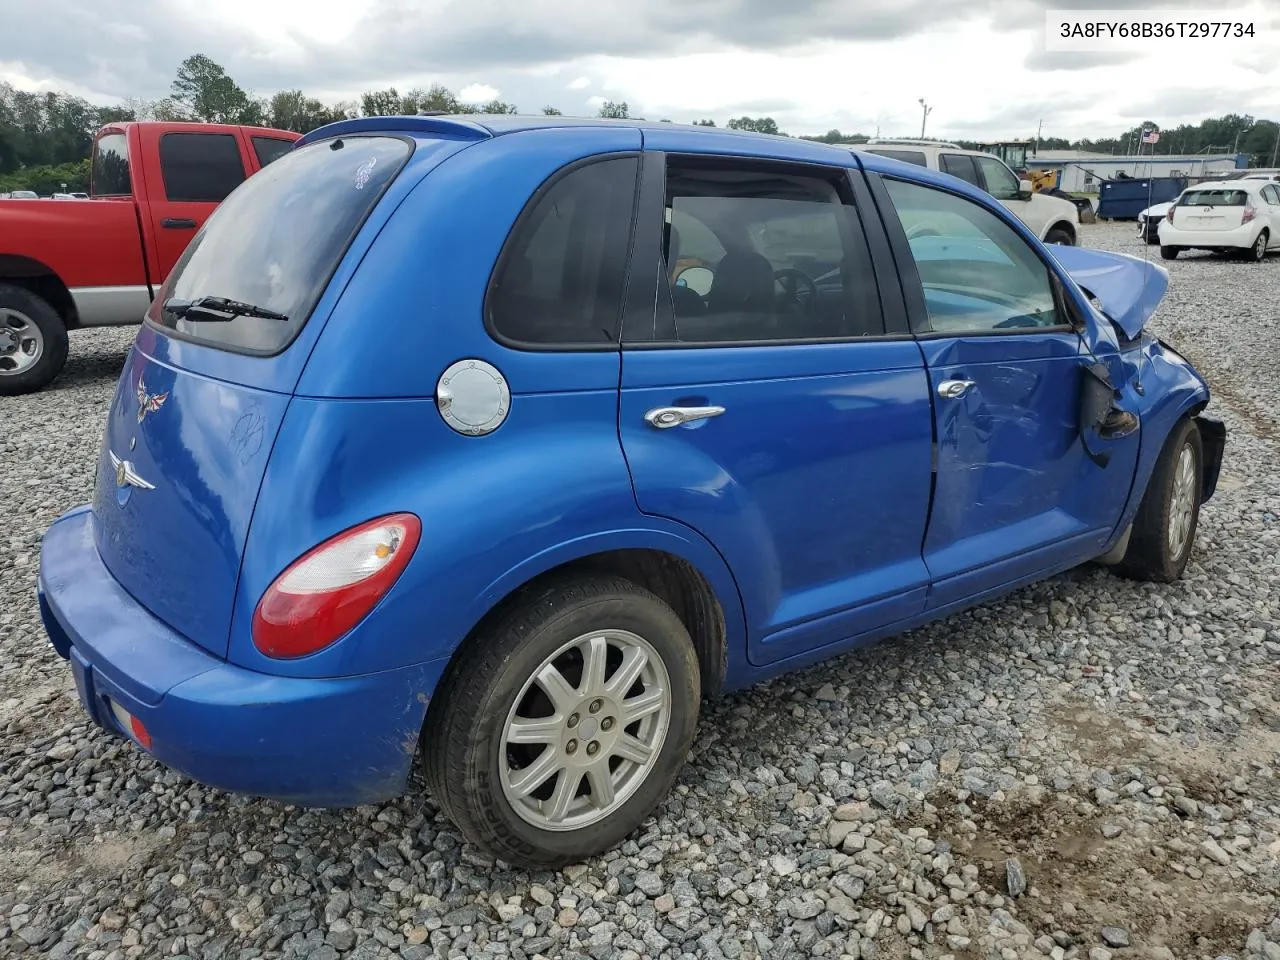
[{"left": 163, "top": 296, "right": 289, "bottom": 323}]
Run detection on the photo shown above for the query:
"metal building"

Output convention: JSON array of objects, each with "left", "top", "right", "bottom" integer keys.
[{"left": 1031, "top": 150, "right": 1247, "bottom": 193}]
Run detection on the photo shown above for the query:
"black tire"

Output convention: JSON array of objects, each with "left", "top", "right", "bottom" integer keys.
[
  {"left": 1160, "top": 246, "right": 1181, "bottom": 260},
  {"left": 1250, "top": 229, "right": 1269, "bottom": 262},
  {"left": 1114, "top": 418, "right": 1203, "bottom": 583},
  {"left": 422, "top": 574, "right": 701, "bottom": 868},
  {"left": 1044, "top": 225, "right": 1075, "bottom": 246},
  {"left": 0, "top": 283, "right": 69, "bottom": 396}
]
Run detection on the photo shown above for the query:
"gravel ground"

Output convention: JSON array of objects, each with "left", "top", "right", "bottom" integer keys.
[{"left": 1, "top": 220, "right": 1278, "bottom": 960}]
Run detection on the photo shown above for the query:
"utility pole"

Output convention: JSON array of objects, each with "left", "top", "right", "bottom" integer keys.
[
  {"left": 918, "top": 98, "right": 932, "bottom": 139},
  {"left": 1035, "top": 118, "right": 1043, "bottom": 155},
  {"left": 1272, "top": 122, "right": 1279, "bottom": 168}
]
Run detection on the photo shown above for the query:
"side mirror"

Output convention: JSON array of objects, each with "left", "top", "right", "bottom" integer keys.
[{"left": 1017, "top": 179, "right": 1035, "bottom": 200}]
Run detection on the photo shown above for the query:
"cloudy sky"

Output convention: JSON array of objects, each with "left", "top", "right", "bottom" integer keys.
[{"left": 2, "top": 0, "right": 1277, "bottom": 140}]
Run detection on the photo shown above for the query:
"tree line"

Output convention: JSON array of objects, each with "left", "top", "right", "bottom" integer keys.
[{"left": 3, "top": 53, "right": 1277, "bottom": 193}]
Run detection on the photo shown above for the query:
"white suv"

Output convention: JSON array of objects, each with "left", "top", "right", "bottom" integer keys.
[{"left": 847, "top": 139, "right": 1081, "bottom": 246}]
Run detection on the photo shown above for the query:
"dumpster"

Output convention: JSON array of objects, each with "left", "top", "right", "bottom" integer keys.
[{"left": 1096, "top": 176, "right": 1187, "bottom": 220}]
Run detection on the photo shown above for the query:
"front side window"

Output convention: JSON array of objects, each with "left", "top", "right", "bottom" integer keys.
[
  {"left": 975, "top": 156, "right": 1021, "bottom": 201},
  {"left": 660, "top": 161, "right": 883, "bottom": 343},
  {"left": 488, "top": 157, "right": 639, "bottom": 345},
  {"left": 1263, "top": 185, "right": 1280, "bottom": 206},
  {"left": 881, "top": 177, "right": 1064, "bottom": 335},
  {"left": 92, "top": 133, "right": 131, "bottom": 196},
  {"left": 940, "top": 154, "right": 981, "bottom": 188},
  {"left": 159, "top": 132, "right": 247, "bottom": 203}
]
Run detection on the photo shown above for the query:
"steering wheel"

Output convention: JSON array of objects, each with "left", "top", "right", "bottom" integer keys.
[{"left": 774, "top": 268, "right": 818, "bottom": 310}]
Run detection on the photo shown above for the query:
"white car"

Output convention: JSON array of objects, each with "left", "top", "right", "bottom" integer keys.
[
  {"left": 1137, "top": 202, "right": 1173, "bottom": 244},
  {"left": 847, "top": 139, "right": 1081, "bottom": 245},
  {"left": 1158, "top": 179, "right": 1280, "bottom": 261}
]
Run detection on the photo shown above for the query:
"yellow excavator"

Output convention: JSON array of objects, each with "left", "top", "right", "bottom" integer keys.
[{"left": 979, "top": 140, "right": 1096, "bottom": 223}]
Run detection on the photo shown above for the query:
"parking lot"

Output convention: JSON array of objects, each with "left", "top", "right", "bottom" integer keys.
[{"left": 1, "top": 219, "right": 1278, "bottom": 959}]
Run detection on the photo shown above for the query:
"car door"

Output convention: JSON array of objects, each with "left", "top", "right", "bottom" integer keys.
[
  {"left": 146, "top": 130, "right": 250, "bottom": 281},
  {"left": 868, "top": 173, "right": 1140, "bottom": 610},
  {"left": 617, "top": 150, "right": 936, "bottom": 666}
]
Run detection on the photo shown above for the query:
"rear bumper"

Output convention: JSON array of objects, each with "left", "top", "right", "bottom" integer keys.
[
  {"left": 1158, "top": 222, "right": 1259, "bottom": 249},
  {"left": 38, "top": 505, "right": 447, "bottom": 807}
]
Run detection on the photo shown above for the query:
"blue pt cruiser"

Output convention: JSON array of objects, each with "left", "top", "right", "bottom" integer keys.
[{"left": 38, "top": 116, "right": 1225, "bottom": 867}]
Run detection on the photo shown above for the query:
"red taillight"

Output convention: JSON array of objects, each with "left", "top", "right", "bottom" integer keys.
[
  {"left": 252, "top": 513, "right": 422, "bottom": 659},
  {"left": 130, "top": 715, "right": 153, "bottom": 751},
  {"left": 1166, "top": 207, "right": 1175, "bottom": 223},
  {"left": 1243, "top": 205, "right": 1256, "bottom": 223}
]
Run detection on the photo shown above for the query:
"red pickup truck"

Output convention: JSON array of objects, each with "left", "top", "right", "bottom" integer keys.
[{"left": 0, "top": 121, "right": 301, "bottom": 394}]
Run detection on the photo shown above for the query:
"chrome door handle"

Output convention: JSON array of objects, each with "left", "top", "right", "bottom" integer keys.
[
  {"left": 644, "top": 405, "right": 726, "bottom": 429},
  {"left": 937, "top": 379, "right": 976, "bottom": 399}
]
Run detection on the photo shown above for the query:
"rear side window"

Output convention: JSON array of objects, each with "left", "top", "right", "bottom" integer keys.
[
  {"left": 488, "top": 157, "right": 640, "bottom": 345},
  {"left": 159, "top": 132, "right": 247, "bottom": 203},
  {"left": 149, "top": 135, "right": 412, "bottom": 354},
  {"left": 865, "top": 149, "right": 927, "bottom": 167},
  {"left": 92, "top": 133, "right": 131, "bottom": 196},
  {"left": 253, "top": 136, "right": 295, "bottom": 167},
  {"left": 1180, "top": 189, "right": 1247, "bottom": 206},
  {"left": 940, "top": 154, "right": 981, "bottom": 188}
]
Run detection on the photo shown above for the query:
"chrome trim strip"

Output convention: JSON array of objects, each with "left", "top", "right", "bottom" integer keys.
[{"left": 68, "top": 285, "right": 152, "bottom": 327}]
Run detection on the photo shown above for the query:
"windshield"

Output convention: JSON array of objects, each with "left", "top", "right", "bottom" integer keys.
[
  {"left": 1180, "top": 189, "right": 1247, "bottom": 207},
  {"left": 148, "top": 134, "right": 413, "bottom": 354}
]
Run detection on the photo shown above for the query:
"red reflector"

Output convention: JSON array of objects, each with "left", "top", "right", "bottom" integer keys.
[
  {"left": 252, "top": 513, "right": 421, "bottom": 659},
  {"left": 129, "top": 715, "right": 153, "bottom": 751}
]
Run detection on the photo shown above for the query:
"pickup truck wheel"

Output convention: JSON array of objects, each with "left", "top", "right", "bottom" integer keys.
[
  {"left": 422, "top": 574, "right": 701, "bottom": 868},
  {"left": 1113, "top": 417, "right": 1203, "bottom": 583},
  {"left": 1160, "top": 246, "right": 1181, "bottom": 260},
  {"left": 0, "top": 284, "right": 69, "bottom": 396},
  {"left": 1044, "top": 225, "right": 1075, "bottom": 246}
]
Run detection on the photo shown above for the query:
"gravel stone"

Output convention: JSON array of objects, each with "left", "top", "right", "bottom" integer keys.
[
  {"left": 1100, "top": 926, "right": 1131, "bottom": 948},
  {"left": 1005, "top": 857, "right": 1027, "bottom": 898}
]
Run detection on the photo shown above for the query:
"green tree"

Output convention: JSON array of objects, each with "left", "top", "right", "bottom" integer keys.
[
  {"left": 360, "top": 88, "right": 403, "bottom": 117},
  {"left": 542, "top": 106, "right": 563, "bottom": 115},
  {"left": 170, "top": 54, "right": 260, "bottom": 123},
  {"left": 693, "top": 119, "right": 716, "bottom": 127},
  {"left": 727, "top": 116, "right": 782, "bottom": 136},
  {"left": 476, "top": 99, "right": 518, "bottom": 114},
  {"left": 598, "top": 100, "right": 629, "bottom": 119},
  {"left": 269, "top": 90, "right": 346, "bottom": 133}
]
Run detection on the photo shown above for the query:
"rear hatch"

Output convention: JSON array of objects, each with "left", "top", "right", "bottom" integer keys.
[
  {"left": 91, "top": 133, "right": 415, "bottom": 658},
  {"left": 1172, "top": 187, "right": 1251, "bottom": 232}
]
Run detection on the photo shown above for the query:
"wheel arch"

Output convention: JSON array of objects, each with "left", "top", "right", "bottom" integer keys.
[
  {"left": 1044, "top": 220, "right": 1077, "bottom": 244},
  {"left": 0, "top": 255, "right": 79, "bottom": 329},
  {"left": 441, "top": 530, "right": 749, "bottom": 704}
]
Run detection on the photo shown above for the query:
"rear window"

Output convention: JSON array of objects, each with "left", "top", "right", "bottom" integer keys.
[
  {"left": 149, "top": 134, "right": 412, "bottom": 354},
  {"left": 1180, "top": 189, "right": 1248, "bottom": 206},
  {"left": 864, "top": 149, "right": 928, "bottom": 167}
]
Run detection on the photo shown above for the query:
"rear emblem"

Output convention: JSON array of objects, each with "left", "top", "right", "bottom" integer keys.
[
  {"left": 109, "top": 452, "right": 155, "bottom": 491},
  {"left": 136, "top": 377, "right": 168, "bottom": 424}
]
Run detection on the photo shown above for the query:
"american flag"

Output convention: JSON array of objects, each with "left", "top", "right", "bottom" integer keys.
[{"left": 1142, "top": 129, "right": 1160, "bottom": 144}]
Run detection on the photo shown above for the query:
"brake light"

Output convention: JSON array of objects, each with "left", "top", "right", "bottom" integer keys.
[
  {"left": 1166, "top": 207, "right": 1175, "bottom": 223},
  {"left": 1242, "top": 204, "right": 1256, "bottom": 223},
  {"left": 252, "top": 513, "right": 422, "bottom": 659}
]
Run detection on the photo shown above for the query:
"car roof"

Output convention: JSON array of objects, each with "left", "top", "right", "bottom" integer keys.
[{"left": 294, "top": 114, "right": 1021, "bottom": 221}]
